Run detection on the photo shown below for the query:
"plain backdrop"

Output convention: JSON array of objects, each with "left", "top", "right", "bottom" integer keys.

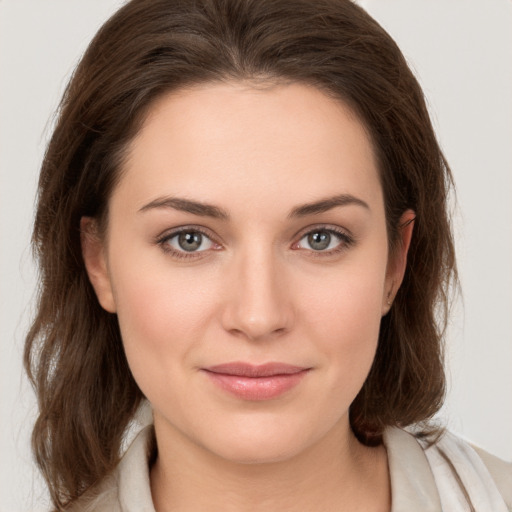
[{"left": 1, "top": 1, "right": 511, "bottom": 510}]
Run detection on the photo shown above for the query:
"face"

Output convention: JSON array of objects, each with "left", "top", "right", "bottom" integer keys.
[{"left": 83, "top": 82, "right": 412, "bottom": 464}]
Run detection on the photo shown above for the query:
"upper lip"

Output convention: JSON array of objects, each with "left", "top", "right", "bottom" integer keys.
[{"left": 204, "top": 362, "right": 309, "bottom": 377}]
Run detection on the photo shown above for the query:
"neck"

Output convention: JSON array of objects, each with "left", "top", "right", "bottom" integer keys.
[{"left": 150, "top": 417, "right": 390, "bottom": 512}]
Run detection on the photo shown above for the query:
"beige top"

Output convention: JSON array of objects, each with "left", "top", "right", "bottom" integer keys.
[{"left": 72, "top": 425, "right": 512, "bottom": 512}]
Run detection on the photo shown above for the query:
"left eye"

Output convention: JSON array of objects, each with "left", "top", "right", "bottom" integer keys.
[
  {"left": 296, "top": 229, "right": 345, "bottom": 252},
  {"left": 165, "top": 230, "right": 215, "bottom": 253}
]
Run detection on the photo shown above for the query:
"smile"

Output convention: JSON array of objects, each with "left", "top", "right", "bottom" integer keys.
[{"left": 202, "top": 362, "right": 311, "bottom": 401}]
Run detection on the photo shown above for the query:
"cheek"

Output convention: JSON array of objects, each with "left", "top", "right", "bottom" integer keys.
[
  {"left": 108, "top": 255, "right": 221, "bottom": 378},
  {"left": 301, "top": 261, "right": 385, "bottom": 333},
  {"left": 297, "top": 262, "right": 386, "bottom": 382}
]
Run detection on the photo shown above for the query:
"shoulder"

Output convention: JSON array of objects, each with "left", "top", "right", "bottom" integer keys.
[
  {"left": 384, "top": 427, "right": 512, "bottom": 511},
  {"left": 419, "top": 429, "right": 512, "bottom": 511},
  {"left": 67, "top": 424, "right": 156, "bottom": 512},
  {"left": 471, "top": 442, "right": 512, "bottom": 509}
]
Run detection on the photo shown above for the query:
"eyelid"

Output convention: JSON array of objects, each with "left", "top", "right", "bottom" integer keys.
[
  {"left": 156, "top": 224, "right": 217, "bottom": 240},
  {"left": 292, "top": 223, "right": 355, "bottom": 242}
]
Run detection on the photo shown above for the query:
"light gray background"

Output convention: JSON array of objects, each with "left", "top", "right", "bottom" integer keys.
[{"left": 1, "top": 1, "right": 511, "bottom": 510}]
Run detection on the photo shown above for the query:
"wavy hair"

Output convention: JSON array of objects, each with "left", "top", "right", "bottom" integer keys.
[{"left": 24, "top": 0, "right": 457, "bottom": 508}]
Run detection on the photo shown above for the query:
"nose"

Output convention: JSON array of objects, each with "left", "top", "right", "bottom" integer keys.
[{"left": 221, "top": 248, "right": 294, "bottom": 342}]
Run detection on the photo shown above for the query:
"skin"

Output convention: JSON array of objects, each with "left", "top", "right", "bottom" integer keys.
[{"left": 82, "top": 81, "right": 414, "bottom": 511}]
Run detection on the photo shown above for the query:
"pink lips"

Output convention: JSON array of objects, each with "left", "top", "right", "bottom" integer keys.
[{"left": 202, "top": 362, "right": 310, "bottom": 401}]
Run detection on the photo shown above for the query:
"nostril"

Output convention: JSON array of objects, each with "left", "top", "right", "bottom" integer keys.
[{"left": 224, "top": 319, "right": 290, "bottom": 342}]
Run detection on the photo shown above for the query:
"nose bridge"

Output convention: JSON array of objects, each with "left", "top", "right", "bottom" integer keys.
[{"left": 222, "top": 243, "right": 292, "bottom": 340}]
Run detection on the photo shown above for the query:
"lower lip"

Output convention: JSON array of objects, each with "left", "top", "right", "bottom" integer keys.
[{"left": 203, "top": 370, "right": 309, "bottom": 401}]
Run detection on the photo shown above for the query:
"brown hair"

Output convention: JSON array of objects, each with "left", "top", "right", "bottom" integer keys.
[{"left": 24, "top": 0, "right": 457, "bottom": 508}]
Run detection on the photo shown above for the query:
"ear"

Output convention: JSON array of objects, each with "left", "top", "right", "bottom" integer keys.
[
  {"left": 382, "top": 209, "right": 415, "bottom": 315},
  {"left": 80, "top": 217, "right": 117, "bottom": 313}
]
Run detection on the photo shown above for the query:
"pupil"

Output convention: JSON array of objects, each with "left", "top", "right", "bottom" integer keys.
[
  {"left": 308, "top": 231, "right": 330, "bottom": 251},
  {"left": 178, "top": 232, "right": 202, "bottom": 251}
]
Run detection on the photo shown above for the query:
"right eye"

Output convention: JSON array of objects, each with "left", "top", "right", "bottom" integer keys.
[{"left": 158, "top": 228, "right": 220, "bottom": 258}]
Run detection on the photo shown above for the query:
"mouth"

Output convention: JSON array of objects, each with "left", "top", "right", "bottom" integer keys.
[{"left": 202, "top": 362, "right": 311, "bottom": 401}]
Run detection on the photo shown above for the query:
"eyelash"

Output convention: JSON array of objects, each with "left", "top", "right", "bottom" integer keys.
[{"left": 156, "top": 225, "right": 355, "bottom": 260}]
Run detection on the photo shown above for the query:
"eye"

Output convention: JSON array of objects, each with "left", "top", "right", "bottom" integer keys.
[
  {"left": 294, "top": 228, "right": 353, "bottom": 253},
  {"left": 160, "top": 229, "right": 217, "bottom": 255}
]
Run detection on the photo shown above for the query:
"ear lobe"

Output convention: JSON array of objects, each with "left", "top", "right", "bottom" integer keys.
[
  {"left": 80, "top": 217, "right": 117, "bottom": 313},
  {"left": 382, "top": 209, "right": 415, "bottom": 314}
]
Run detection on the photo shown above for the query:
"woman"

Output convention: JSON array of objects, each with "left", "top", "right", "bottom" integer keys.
[{"left": 24, "top": 0, "right": 512, "bottom": 510}]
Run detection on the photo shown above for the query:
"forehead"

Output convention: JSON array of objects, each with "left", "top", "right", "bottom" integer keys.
[{"left": 114, "top": 81, "right": 382, "bottom": 215}]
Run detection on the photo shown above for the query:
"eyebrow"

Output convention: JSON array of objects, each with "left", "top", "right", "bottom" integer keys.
[
  {"left": 288, "top": 194, "right": 370, "bottom": 218},
  {"left": 138, "top": 197, "right": 229, "bottom": 220},
  {"left": 138, "top": 193, "right": 369, "bottom": 220}
]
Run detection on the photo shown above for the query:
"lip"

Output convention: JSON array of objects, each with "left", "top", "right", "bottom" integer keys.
[{"left": 202, "top": 362, "right": 310, "bottom": 401}]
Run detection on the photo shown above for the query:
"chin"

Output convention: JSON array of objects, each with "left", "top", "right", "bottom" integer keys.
[
  {"left": 196, "top": 414, "right": 337, "bottom": 466},
  {"left": 209, "top": 434, "right": 307, "bottom": 465}
]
